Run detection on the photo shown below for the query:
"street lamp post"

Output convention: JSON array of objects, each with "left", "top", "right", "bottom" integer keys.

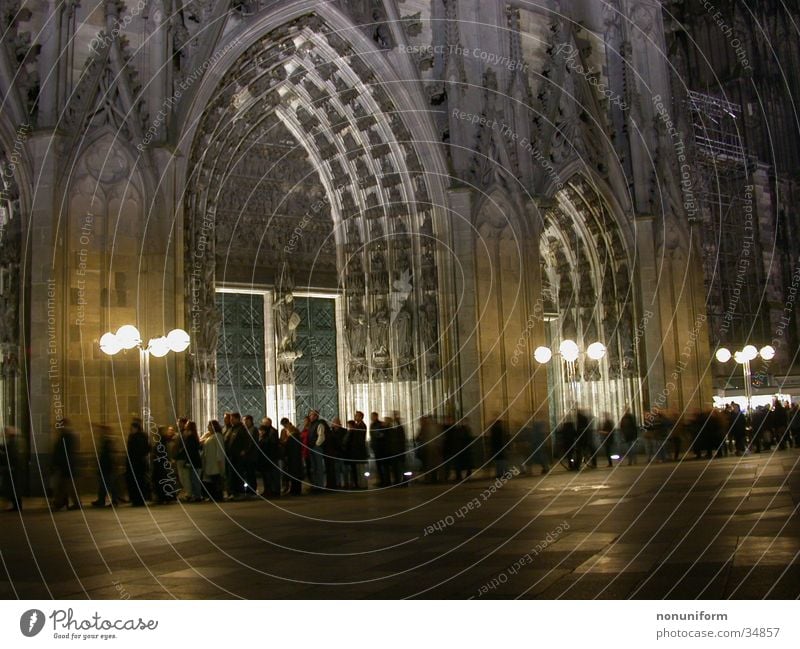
[
  {"left": 534, "top": 339, "right": 607, "bottom": 412},
  {"left": 715, "top": 344, "right": 775, "bottom": 413},
  {"left": 100, "top": 326, "right": 191, "bottom": 424}
]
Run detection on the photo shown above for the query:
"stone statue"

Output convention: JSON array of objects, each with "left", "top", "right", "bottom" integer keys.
[
  {"left": 273, "top": 291, "right": 300, "bottom": 353},
  {"left": 346, "top": 303, "right": 367, "bottom": 359},
  {"left": 394, "top": 304, "right": 413, "bottom": 360},
  {"left": 419, "top": 296, "right": 439, "bottom": 350},
  {"left": 370, "top": 298, "right": 391, "bottom": 356}
]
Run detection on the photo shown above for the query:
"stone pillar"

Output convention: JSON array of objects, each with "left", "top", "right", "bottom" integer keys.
[
  {"left": 27, "top": 131, "right": 62, "bottom": 490},
  {"left": 449, "top": 188, "right": 481, "bottom": 433},
  {"left": 634, "top": 215, "right": 665, "bottom": 410}
]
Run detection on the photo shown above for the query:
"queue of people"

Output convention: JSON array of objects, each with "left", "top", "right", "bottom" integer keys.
[{"left": 2, "top": 399, "right": 799, "bottom": 512}]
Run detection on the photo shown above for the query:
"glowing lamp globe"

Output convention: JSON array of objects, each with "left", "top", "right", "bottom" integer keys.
[
  {"left": 148, "top": 337, "right": 171, "bottom": 358},
  {"left": 559, "top": 339, "right": 579, "bottom": 363},
  {"left": 586, "top": 342, "right": 607, "bottom": 361},
  {"left": 166, "top": 328, "right": 190, "bottom": 353},
  {"left": 715, "top": 347, "right": 731, "bottom": 363},
  {"left": 733, "top": 351, "right": 745, "bottom": 364},
  {"left": 742, "top": 345, "right": 758, "bottom": 362},
  {"left": 533, "top": 346, "right": 552, "bottom": 363},
  {"left": 99, "top": 332, "right": 122, "bottom": 355},
  {"left": 759, "top": 345, "right": 775, "bottom": 361},
  {"left": 115, "top": 325, "right": 141, "bottom": 350}
]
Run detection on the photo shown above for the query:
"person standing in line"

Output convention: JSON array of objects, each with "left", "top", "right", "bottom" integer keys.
[
  {"left": 201, "top": 420, "right": 226, "bottom": 501},
  {"left": 308, "top": 410, "right": 330, "bottom": 492},
  {"left": 771, "top": 399, "right": 789, "bottom": 450},
  {"left": 243, "top": 415, "right": 259, "bottom": 495},
  {"left": 51, "top": 419, "right": 81, "bottom": 511},
  {"left": 788, "top": 401, "right": 800, "bottom": 448},
  {"left": 327, "top": 417, "right": 346, "bottom": 490},
  {"left": 345, "top": 413, "right": 368, "bottom": 489},
  {"left": 730, "top": 403, "right": 747, "bottom": 456},
  {"left": 388, "top": 412, "right": 408, "bottom": 487},
  {"left": 0, "top": 427, "right": 23, "bottom": 512},
  {"left": 227, "top": 412, "right": 252, "bottom": 499},
  {"left": 92, "top": 424, "right": 121, "bottom": 508},
  {"left": 280, "top": 418, "right": 303, "bottom": 496},
  {"left": 416, "top": 415, "right": 443, "bottom": 483},
  {"left": 370, "top": 412, "right": 389, "bottom": 487},
  {"left": 263, "top": 418, "right": 282, "bottom": 497},
  {"left": 151, "top": 425, "right": 178, "bottom": 504},
  {"left": 125, "top": 419, "right": 150, "bottom": 507},
  {"left": 183, "top": 421, "right": 204, "bottom": 502},
  {"left": 619, "top": 406, "right": 639, "bottom": 466}
]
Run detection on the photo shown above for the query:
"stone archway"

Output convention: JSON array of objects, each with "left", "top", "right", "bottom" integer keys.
[
  {"left": 538, "top": 176, "right": 643, "bottom": 426},
  {"left": 181, "top": 8, "right": 451, "bottom": 427}
]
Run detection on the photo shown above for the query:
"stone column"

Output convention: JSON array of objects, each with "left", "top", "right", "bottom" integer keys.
[
  {"left": 26, "top": 131, "right": 62, "bottom": 491},
  {"left": 449, "top": 188, "right": 481, "bottom": 433}
]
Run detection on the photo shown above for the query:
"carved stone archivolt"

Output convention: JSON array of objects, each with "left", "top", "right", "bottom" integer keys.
[
  {"left": 185, "top": 11, "right": 443, "bottom": 389},
  {"left": 0, "top": 147, "right": 21, "bottom": 366}
]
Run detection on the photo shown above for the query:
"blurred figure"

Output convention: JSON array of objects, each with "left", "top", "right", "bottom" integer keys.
[
  {"left": 620, "top": 407, "right": 638, "bottom": 465},
  {"left": 257, "top": 419, "right": 281, "bottom": 497},
  {"left": 386, "top": 413, "right": 408, "bottom": 487},
  {"left": 343, "top": 413, "right": 368, "bottom": 489},
  {"left": 788, "top": 401, "right": 800, "bottom": 448},
  {"left": 201, "top": 420, "right": 226, "bottom": 501},
  {"left": 51, "top": 419, "right": 81, "bottom": 511},
  {"left": 663, "top": 409, "right": 680, "bottom": 461},
  {"left": 729, "top": 403, "right": 747, "bottom": 455},
  {"left": 597, "top": 414, "right": 615, "bottom": 467},
  {"left": 125, "top": 419, "right": 150, "bottom": 507},
  {"left": 771, "top": 399, "right": 789, "bottom": 450},
  {"left": 576, "top": 409, "right": 594, "bottom": 468},
  {"left": 416, "top": 415, "right": 443, "bottom": 483},
  {"left": 557, "top": 418, "right": 579, "bottom": 471},
  {"left": 0, "top": 426, "right": 23, "bottom": 512},
  {"left": 489, "top": 419, "right": 510, "bottom": 478},
  {"left": 299, "top": 415, "right": 312, "bottom": 491},
  {"left": 92, "top": 424, "right": 121, "bottom": 508},
  {"left": 520, "top": 420, "right": 550, "bottom": 475},
  {"left": 455, "top": 418, "right": 474, "bottom": 479},
  {"left": 370, "top": 412, "right": 389, "bottom": 487}
]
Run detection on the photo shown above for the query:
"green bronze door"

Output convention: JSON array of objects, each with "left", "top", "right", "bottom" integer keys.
[
  {"left": 293, "top": 297, "right": 339, "bottom": 423},
  {"left": 216, "top": 293, "right": 267, "bottom": 418}
]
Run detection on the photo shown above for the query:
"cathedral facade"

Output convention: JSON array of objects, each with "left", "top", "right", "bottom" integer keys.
[{"left": 1, "top": 0, "right": 797, "bottom": 475}]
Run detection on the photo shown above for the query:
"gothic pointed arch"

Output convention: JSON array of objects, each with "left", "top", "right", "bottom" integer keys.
[{"left": 178, "top": 2, "right": 452, "bottom": 423}]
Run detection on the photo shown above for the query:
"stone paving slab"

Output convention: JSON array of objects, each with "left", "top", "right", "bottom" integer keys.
[{"left": 1, "top": 449, "right": 798, "bottom": 599}]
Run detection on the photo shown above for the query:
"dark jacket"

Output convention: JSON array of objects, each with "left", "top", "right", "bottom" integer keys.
[
  {"left": 228, "top": 422, "right": 252, "bottom": 459},
  {"left": 177, "top": 431, "right": 202, "bottom": 469},
  {"left": 126, "top": 430, "right": 150, "bottom": 474},
  {"left": 53, "top": 427, "right": 79, "bottom": 476},
  {"left": 345, "top": 422, "right": 368, "bottom": 461},
  {"left": 489, "top": 421, "right": 508, "bottom": 459}
]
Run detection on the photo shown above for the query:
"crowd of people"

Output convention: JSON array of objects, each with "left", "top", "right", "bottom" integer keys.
[
  {"left": 1, "top": 398, "right": 799, "bottom": 512},
  {"left": 43, "top": 410, "right": 407, "bottom": 510}
]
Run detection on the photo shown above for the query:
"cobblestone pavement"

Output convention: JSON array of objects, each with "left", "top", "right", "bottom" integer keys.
[{"left": 1, "top": 450, "right": 798, "bottom": 599}]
